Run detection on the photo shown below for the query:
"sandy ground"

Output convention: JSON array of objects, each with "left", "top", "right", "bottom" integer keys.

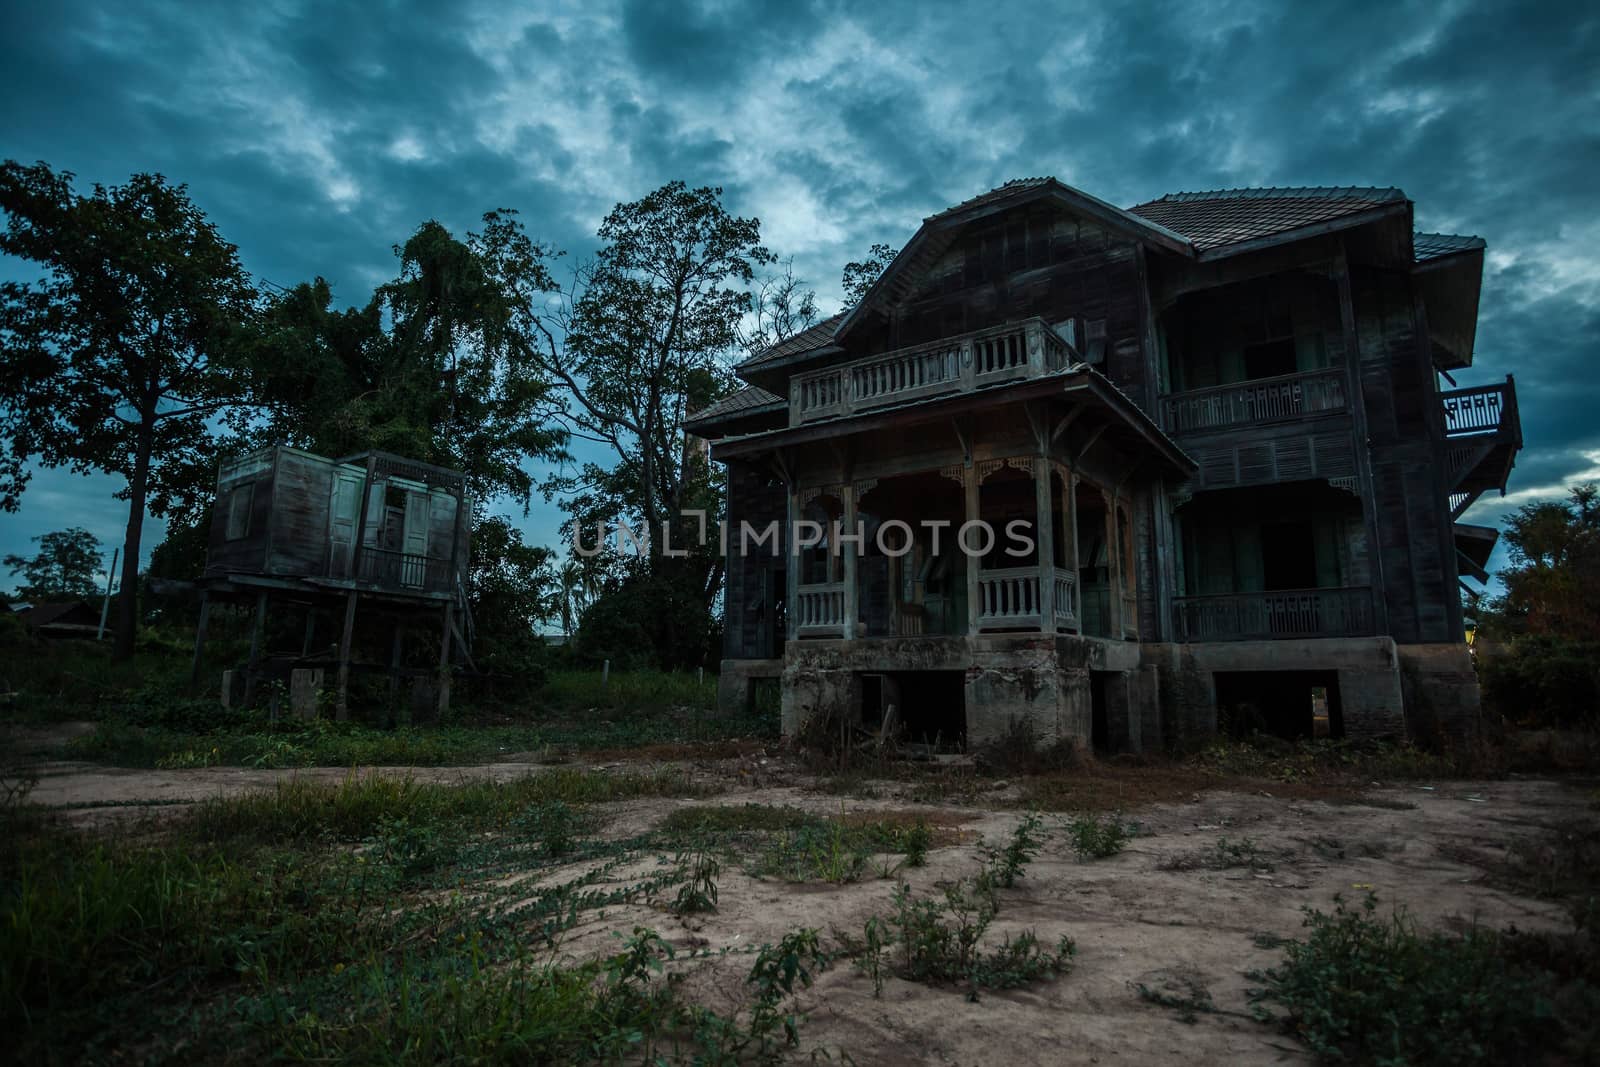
[{"left": 9, "top": 729, "right": 1593, "bottom": 1066}]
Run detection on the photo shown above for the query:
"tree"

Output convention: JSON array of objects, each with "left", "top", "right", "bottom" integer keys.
[
  {"left": 468, "top": 516, "right": 556, "bottom": 688},
  {"left": 242, "top": 213, "right": 569, "bottom": 509},
  {"left": 840, "top": 242, "right": 898, "bottom": 307},
  {"left": 1477, "top": 484, "right": 1600, "bottom": 729},
  {"left": 740, "top": 257, "right": 818, "bottom": 357},
  {"left": 531, "top": 182, "right": 772, "bottom": 538},
  {"left": 0, "top": 162, "right": 256, "bottom": 658},
  {"left": 4, "top": 527, "right": 102, "bottom": 602}
]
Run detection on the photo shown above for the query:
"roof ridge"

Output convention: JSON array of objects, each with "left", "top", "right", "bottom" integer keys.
[
  {"left": 1138, "top": 186, "right": 1406, "bottom": 207},
  {"left": 924, "top": 176, "right": 1056, "bottom": 221}
]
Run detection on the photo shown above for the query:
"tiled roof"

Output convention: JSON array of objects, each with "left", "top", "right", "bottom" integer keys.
[
  {"left": 684, "top": 384, "right": 783, "bottom": 428},
  {"left": 736, "top": 312, "right": 846, "bottom": 371},
  {"left": 1414, "top": 231, "right": 1485, "bottom": 263},
  {"left": 1127, "top": 186, "right": 1405, "bottom": 252}
]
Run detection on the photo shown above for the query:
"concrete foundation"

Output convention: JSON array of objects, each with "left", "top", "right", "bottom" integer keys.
[
  {"left": 716, "top": 658, "right": 782, "bottom": 717},
  {"left": 727, "top": 630, "right": 1481, "bottom": 753}
]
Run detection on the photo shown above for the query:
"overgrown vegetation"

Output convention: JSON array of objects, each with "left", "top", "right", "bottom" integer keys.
[
  {"left": 1065, "top": 812, "right": 1135, "bottom": 860},
  {"left": 1252, "top": 893, "right": 1599, "bottom": 1065},
  {"left": 0, "top": 771, "right": 843, "bottom": 1063},
  {"left": 846, "top": 815, "right": 1074, "bottom": 1002}
]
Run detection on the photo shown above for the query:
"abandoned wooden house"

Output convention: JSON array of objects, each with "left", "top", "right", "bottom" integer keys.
[
  {"left": 689, "top": 180, "right": 1520, "bottom": 750},
  {"left": 191, "top": 447, "right": 473, "bottom": 719}
]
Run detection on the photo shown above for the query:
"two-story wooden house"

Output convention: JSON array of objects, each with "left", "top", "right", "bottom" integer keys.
[{"left": 688, "top": 180, "right": 1519, "bottom": 750}]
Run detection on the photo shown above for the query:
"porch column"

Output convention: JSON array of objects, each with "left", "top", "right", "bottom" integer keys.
[
  {"left": 841, "top": 483, "right": 859, "bottom": 640},
  {"left": 964, "top": 462, "right": 980, "bottom": 636},
  {"left": 785, "top": 482, "right": 799, "bottom": 641},
  {"left": 1034, "top": 458, "right": 1055, "bottom": 631},
  {"left": 1103, "top": 488, "right": 1122, "bottom": 637},
  {"left": 1063, "top": 467, "right": 1080, "bottom": 632}
]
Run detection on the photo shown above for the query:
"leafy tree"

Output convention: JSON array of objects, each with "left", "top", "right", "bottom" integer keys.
[
  {"left": 4, "top": 527, "right": 103, "bottom": 602},
  {"left": 468, "top": 516, "right": 555, "bottom": 687},
  {"left": 1478, "top": 484, "right": 1600, "bottom": 729},
  {"left": 0, "top": 162, "right": 256, "bottom": 657},
  {"left": 532, "top": 182, "right": 772, "bottom": 537},
  {"left": 242, "top": 213, "right": 568, "bottom": 509},
  {"left": 840, "top": 242, "right": 898, "bottom": 307}
]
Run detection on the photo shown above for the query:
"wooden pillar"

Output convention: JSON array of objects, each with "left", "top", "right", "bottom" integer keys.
[
  {"left": 1068, "top": 473, "right": 1082, "bottom": 629},
  {"left": 242, "top": 590, "right": 268, "bottom": 706},
  {"left": 1034, "top": 458, "right": 1055, "bottom": 632},
  {"left": 785, "top": 483, "right": 799, "bottom": 641},
  {"left": 387, "top": 623, "right": 405, "bottom": 726},
  {"left": 336, "top": 591, "right": 358, "bottom": 721},
  {"left": 964, "top": 462, "right": 980, "bottom": 636},
  {"left": 189, "top": 590, "right": 211, "bottom": 688},
  {"left": 1104, "top": 488, "right": 1121, "bottom": 637},
  {"left": 437, "top": 602, "right": 454, "bottom": 719},
  {"left": 301, "top": 606, "right": 317, "bottom": 657},
  {"left": 841, "top": 484, "right": 859, "bottom": 640}
]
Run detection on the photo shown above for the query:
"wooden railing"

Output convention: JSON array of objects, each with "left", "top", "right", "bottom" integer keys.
[
  {"left": 1171, "top": 587, "right": 1373, "bottom": 642},
  {"left": 977, "top": 565, "right": 1078, "bottom": 631},
  {"left": 1441, "top": 377, "right": 1518, "bottom": 440},
  {"left": 355, "top": 548, "right": 453, "bottom": 593},
  {"left": 790, "top": 318, "right": 1076, "bottom": 424},
  {"left": 1162, "top": 368, "right": 1347, "bottom": 433},
  {"left": 795, "top": 582, "right": 846, "bottom": 637}
]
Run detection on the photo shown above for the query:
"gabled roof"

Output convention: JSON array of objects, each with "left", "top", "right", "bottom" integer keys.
[
  {"left": 1414, "top": 231, "right": 1486, "bottom": 264},
  {"left": 684, "top": 384, "right": 784, "bottom": 432},
  {"left": 1127, "top": 186, "right": 1407, "bottom": 254}
]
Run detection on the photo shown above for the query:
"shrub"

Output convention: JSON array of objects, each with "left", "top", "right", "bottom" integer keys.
[
  {"left": 1066, "top": 812, "right": 1133, "bottom": 860},
  {"left": 1253, "top": 894, "right": 1590, "bottom": 1065}
]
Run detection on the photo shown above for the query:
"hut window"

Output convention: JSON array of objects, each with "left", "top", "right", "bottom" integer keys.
[{"left": 225, "top": 483, "right": 254, "bottom": 541}]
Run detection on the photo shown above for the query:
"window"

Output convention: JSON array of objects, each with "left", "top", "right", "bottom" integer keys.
[{"left": 225, "top": 483, "right": 253, "bottom": 541}]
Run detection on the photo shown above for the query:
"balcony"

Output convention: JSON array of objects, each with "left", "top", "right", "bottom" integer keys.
[
  {"left": 1172, "top": 587, "right": 1373, "bottom": 642},
  {"left": 1440, "top": 376, "right": 1520, "bottom": 518},
  {"left": 795, "top": 581, "right": 846, "bottom": 637},
  {"left": 790, "top": 318, "right": 1075, "bottom": 425},
  {"left": 1161, "top": 368, "right": 1348, "bottom": 434},
  {"left": 354, "top": 547, "right": 455, "bottom": 594}
]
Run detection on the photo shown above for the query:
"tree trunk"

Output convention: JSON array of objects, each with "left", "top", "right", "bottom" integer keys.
[{"left": 113, "top": 419, "right": 155, "bottom": 660}]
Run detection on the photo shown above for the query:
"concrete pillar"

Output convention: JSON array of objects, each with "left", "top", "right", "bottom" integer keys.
[
  {"left": 842, "top": 483, "right": 859, "bottom": 640},
  {"left": 964, "top": 462, "right": 980, "bottom": 636},
  {"left": 290, "top": 668, "right": 324, "bottom": 720}
]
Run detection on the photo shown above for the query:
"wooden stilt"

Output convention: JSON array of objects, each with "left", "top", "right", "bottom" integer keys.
[
  {"left": 190, "top": 591, "right": 211, "bottom": 689},
  {"left": 388, "top": 623, "right": 404, "bottom": 727},
  {"left": 301, "top": 606, "right": 317, "bottom": 657},
  {"left": 437, "top": 602, "right": 454, "bottom": 719},
  {"left": 336, "top": 591, "right": 358, "bottom": 721},
  {"left": 243, "top": 591, "right": 268, "bottom": 706}
]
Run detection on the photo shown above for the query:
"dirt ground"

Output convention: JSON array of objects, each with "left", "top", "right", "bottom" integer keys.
[{"left": 13, "top": 731, "right": 1594, "bottom": 1066}]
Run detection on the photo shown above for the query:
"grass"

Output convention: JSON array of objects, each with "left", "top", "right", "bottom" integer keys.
[
  {"left": 0, "top": 768, "right": 840, "bottom": 1063},
  {"left": 1065, "top": 812, "right": 1135, "bottom": 860}
]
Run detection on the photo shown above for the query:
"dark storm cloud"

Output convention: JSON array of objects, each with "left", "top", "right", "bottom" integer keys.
[{"left": 2, "top": 0, "right": 1595, "bottom": 585}]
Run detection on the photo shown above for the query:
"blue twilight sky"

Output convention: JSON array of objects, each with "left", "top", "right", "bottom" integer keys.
[{"left": 1, "top": 0, "right": 1596, "bottom": 593}]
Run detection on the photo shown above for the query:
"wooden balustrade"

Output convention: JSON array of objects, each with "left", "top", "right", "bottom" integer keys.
[
  {"left": 1171, "top": 587, "right": 1373, "bottom": 642},
  {"left": 1441, "top": 377, "right": 1518, "bottom": 438},
  {"left": 1162, "top": 368, "right": 1347, "bottom": 433},
  {"left": 790, "top": 318, "right": 1076, "bottom": 424}
]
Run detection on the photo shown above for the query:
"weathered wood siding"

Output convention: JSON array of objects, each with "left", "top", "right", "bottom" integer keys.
[
  {"left": 722, "top": 460, "right": 787, "bottom": 660},
  {"left": 266, "top": 449, "right": 335, "bottom": 577},
  {"left": 1353, "top": 267, "right": 1459, "bottom": 643}
]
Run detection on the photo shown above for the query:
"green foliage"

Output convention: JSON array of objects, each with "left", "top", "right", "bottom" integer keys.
[
  {"left": 903, "top": 819, "right": 932, "bottom": 868},
  {"left": 0, "top": 162, "right": 257, "bottom": 657},
  {"left": 468, "top": 516, "right": 555, "bottom": 693},
  {"left": 1066, "top": 812, "right": 1133, "bottom": 860},
  {"left": 674, "top": 845, "right": 721, "bottom": 914},
  {"left": 4, "top": 527, "right": 103, "bottom": 602},
  {"left": 984, "top": 813, "right": 1044, "bottom": 887},
  {"left": 1252, "top": 893, "right": 1595, "bottom": 1065},
  {"left": 1480, "top": 632, "right": 1600, "bottom": 731}
]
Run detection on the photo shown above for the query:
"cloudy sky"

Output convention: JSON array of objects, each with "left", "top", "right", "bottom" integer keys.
[{"left": 1, "top": 0, "right": 1595, "bottom": 592}]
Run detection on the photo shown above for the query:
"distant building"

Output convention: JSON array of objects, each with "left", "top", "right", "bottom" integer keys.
[
  {"left": 18, "top": 600, "right": 101, "bottom": 638},
  {"left": 690, "top": 180, "right": 1519, "bottom": 750},
  {"left": 194, "top": 447, "right": 473, "bottom": 718}
]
